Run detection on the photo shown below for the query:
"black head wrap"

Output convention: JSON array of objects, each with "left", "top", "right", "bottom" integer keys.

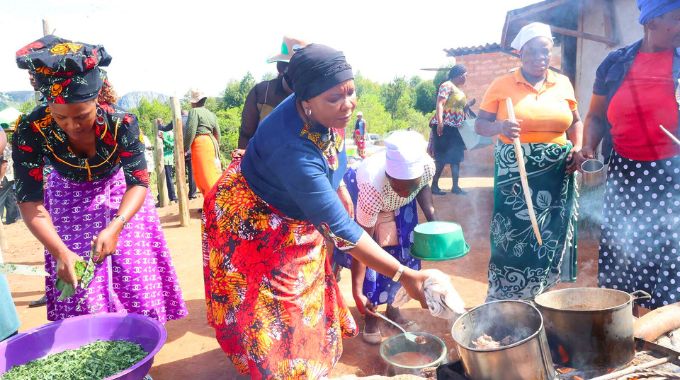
[
  {"left": 286, "top": 44, "right": 354, "bottom": 101},
  {"left": 448, "top": 64, "right": 467, "bottom": 80},
  {"left": 16, "top": 35, "right": 112, "bottom": 104}
]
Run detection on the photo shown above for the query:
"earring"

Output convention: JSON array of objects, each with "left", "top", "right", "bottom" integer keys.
[{"left": 305, "top": 108, "right": 312, "bottom": 117}]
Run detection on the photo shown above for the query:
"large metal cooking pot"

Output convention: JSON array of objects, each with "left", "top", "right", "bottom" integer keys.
[
  {"left": 451, "top": 300, "right": 555, "bottom": 380},
  {"left": 535, "top": 288, "right": 650, "bottom": 372}
]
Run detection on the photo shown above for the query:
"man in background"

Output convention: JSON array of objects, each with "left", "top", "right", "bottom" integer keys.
[{"left": 238, "top": 36, "right": 307, "bottom": 149}]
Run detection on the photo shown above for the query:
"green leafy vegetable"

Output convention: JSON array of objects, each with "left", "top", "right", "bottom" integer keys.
[
  {"left": 56, "top": 253, "right": 95, "bottom": 301},
  {"left": 1, "top": 340, "right": 147, "bottom": 380}
]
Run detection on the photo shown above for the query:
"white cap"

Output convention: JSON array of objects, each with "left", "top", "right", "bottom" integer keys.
[
  {"left": 510, "top": 22, "right": 553, "bottom": 51},
  {"left": 356, "top": 111, "right": 363, "bottom": 116},
  {"left": 384, "top": 131, "right": 428, "bottom": 180}
]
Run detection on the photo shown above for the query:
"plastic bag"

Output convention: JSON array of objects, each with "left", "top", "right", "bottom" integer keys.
[{"left": 392, "top": 269, "right": 466, "bottom": 320}]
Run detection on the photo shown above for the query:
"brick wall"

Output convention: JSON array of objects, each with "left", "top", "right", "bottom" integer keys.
[{"left": 455, "top": 51, "right": 521, "bottom": 114}]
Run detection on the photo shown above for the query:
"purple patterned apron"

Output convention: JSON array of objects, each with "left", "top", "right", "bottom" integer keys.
[{"left": 43, "top": 169, "right": 187, "bottom": 323}]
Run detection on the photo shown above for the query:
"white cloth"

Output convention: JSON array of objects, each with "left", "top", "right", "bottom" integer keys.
[
  {"left": 2, "top": 145, "right": 13, "bottom": 182},
  {"left": 355, "top": 153, "right": 435, "bottom": 228},
  {"left": 383, "top": 131, "right": 428, "bottom": 180},
  {"left": 392, "top": 269, "right": 466, "bottom": 320},
  {"left": 510, "top": 22, "right": 553, "bottom": 51}
]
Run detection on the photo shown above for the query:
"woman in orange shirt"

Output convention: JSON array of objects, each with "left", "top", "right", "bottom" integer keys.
[{"left": 475, "top": 23, "right": 583, "bottom": 301}]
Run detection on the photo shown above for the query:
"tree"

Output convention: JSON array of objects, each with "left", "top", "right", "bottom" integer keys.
[
  {"left": 18, "top": 100, "right": 37, "bottom": 114},
  {"left": 221, "top": 72, "right": 256, "bottom": 109},
  {"left": 381, "top": 77, "right": 412, "bottom": 119},
  {"left": 355, "top": 93, "right": 392, "bottom": 136},
  {"left": 433, "top": 64, "right": 454, "bottom": 87},
  {"left": 128, "top": 98, "right": 172, "bottom": 137},
  {"left": 414, "top": 81, "right": 436, "bottom": 115},
  {"left": 354, "top": 73, "right": 381, "bottom": 98}
]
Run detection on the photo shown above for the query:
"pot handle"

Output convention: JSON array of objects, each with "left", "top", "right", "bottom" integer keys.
[{"left": 631, "top": 290, "right": 652, "bottom": 302}]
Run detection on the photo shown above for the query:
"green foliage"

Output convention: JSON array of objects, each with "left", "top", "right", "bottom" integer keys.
[
  {"left": 381, "top": 77, "right": 412, "bottom": 119},
  {"left": 19, "top": 100, "right": 37, "bottom": 114},
  {"left": 414, "top": 81, "right": 436, "bottom": 115},
  {"left": 2, "top": 340, "right": 147, "bottom": 380},
  {"left": 433, "top": 64, "right": 454, "bottom": 87},
  {"left": 128, "top": 98, "right": 172, "bottom": 138},
  {"left": 355, "top": 93, "right": 392, "bottom": 136},
  {"left": 222, "top": 72, "right": 256, "bottom": 109},
  {"left": 215, "top": 106, "right": 242, "bottom": 164}
]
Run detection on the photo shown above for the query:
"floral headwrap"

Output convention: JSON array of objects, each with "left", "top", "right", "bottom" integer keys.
[{"left": 16, "top": 35, "right": 112, "bottom": 104}]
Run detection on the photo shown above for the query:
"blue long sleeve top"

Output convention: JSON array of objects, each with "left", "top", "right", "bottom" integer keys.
[{"left": 240, "top": 95, "right": 363, "bottom": 250}]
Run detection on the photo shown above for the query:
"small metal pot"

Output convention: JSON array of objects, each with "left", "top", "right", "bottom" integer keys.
[
  {"left": 451, "top": 300, "right": 555, "bottom": 380},
  {"left": 580, "top": 159, "right": 606, "bottom": 188},
  {"left": 379, "top": 332, "right": 447, "bottom": 376},
  {"left": 535, "top": 288, "right": 651, "bottom": 372}
]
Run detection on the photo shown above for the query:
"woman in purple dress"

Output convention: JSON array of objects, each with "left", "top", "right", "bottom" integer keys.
[{"left": 12, "top": 35, "right": 187, "bottom": 323}]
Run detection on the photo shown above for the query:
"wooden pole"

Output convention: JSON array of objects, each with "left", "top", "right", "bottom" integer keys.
[
  {"left": 153, "top": 123, "right": 168, "bottom": 207},
  {"left": 505, "top": 98, "right": 542, "bottom": 245},
  {"left": 42, "top": 19, "right": 50, "bottom": 36},
  {"left": 171, "top": 97, "right": 190, "bottom": 227}
]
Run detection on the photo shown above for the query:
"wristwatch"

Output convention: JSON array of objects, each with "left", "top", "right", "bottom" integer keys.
[{"left": 392, "top": 265, "right": 405, "bottom": 282}]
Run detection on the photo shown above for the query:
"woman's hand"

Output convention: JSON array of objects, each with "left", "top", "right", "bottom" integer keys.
[
  {"left": 573, "top": 146, "right": 596, "bottom": 172},
  {"left": 498, "top": 119, "right": 522, "bottom": 140},
  {"left": 399, "top": 269, "right": 429, "bottom": 309},
  {"left": 353, "top": 291, "right": 375, "bottom": 315},
  {"left": 337, "top": 185, "right": 354, "bottom": 219},
  {"left": 92, "top": 225, "right": 121, "bottom": 264},
  {"left": 566, "top": 144, "right": 583, "bottom": 173},
  {"left": 56, "top": 250, "right": 83, "bottom": 286},
  {"left": 437, "top": 123, "right": 444, "bottom": 137}
]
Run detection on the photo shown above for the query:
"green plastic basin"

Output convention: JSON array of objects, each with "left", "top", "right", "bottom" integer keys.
[{"left": 410, "top": 221, "right": 469, "bottom": 261}]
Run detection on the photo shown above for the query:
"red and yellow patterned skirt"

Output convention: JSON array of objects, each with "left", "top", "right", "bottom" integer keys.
[{"left": 202, "top": 158, "right": 357, "bottom": 379}]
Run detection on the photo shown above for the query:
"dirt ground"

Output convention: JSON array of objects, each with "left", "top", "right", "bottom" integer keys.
[{"left": 3, "top": 160, "right": 599, "bottom": 379}]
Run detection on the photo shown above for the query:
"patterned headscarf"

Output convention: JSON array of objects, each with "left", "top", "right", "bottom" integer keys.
[
  {"left": 638, "top": 0, "right": 680, "bottom": 24},
  {"left": 16, "top": 35, "right": 112, "bottom": 104}
]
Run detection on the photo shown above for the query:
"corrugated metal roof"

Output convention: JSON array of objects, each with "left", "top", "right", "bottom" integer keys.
[{"left": 443, "top": 43, "right": 508, "bottom": 57}]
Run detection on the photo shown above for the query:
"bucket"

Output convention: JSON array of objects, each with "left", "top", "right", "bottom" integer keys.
[
  {"left": 580, "top": 159, "right": 606, "bottom": 188},
  {"left": 0, "top": 313, "right": 167, "bottom": 380}
]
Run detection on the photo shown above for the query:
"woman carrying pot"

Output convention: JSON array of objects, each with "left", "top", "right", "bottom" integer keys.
[
  {"left": 202, "top": 44, "right": 429, "bottom": 379},
  {"left": 475, "top": 22, "right": 582, "bottom": 301},
  {"left": 575, "top": 0, "right": 680, "bottom": 309},
  {"left": 12, "top": 35, "right": 187, "bottom": 323},
  {"left": 334, "top": 130, "right": 437, "bottom": 344}
]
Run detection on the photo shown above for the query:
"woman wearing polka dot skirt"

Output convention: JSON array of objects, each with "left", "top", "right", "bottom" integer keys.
[{"left": 576, "top": 1, "right": 680, "bottom": 309}]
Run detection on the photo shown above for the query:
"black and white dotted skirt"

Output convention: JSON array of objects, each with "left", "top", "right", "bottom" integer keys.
[{"left": 598, "top": 151, "right": 680, "bottom": 309}]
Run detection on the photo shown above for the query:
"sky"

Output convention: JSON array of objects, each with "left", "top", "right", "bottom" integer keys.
[{"left": 0, "top": 0, "right": 541, "bottom": 97}]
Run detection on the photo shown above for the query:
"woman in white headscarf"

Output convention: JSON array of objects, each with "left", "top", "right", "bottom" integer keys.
[
  {"left": 475, "top": 22, "right": 583, "bottom": 301},
  {"left": 334, "top": 130, "right": 438, "bottom": 343}
]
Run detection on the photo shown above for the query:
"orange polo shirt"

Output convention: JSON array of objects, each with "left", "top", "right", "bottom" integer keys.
[{"left": 480, "top": 69, "right": 578, "bottom": 145}]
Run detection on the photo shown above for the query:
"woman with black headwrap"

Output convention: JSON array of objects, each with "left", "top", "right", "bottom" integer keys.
[
  {"left": 429, "top": 64, "right": 472, "bottom": 195},
  {"left": 202, "top": 44, "right": 429, "bottom": 378},
  {"left": 12, "top": 35, "right": 187, "bottom": 323}
]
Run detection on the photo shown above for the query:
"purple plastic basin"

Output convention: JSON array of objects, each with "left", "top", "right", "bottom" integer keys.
[{"left": 0, "top": 312, "right": 167, "bottom": 380}]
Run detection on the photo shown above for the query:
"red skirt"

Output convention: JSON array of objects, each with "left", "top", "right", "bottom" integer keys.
[{"left": 202, "top": 158, "right": 357, "bottom": 379}]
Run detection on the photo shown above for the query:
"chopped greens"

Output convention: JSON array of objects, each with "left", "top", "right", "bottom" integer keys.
[
  {"left": 56, "top": 254, "right": 95, "bottom": 301},
  {"left": 1, "top": 340, "right": 147, "bottom": 380}
]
